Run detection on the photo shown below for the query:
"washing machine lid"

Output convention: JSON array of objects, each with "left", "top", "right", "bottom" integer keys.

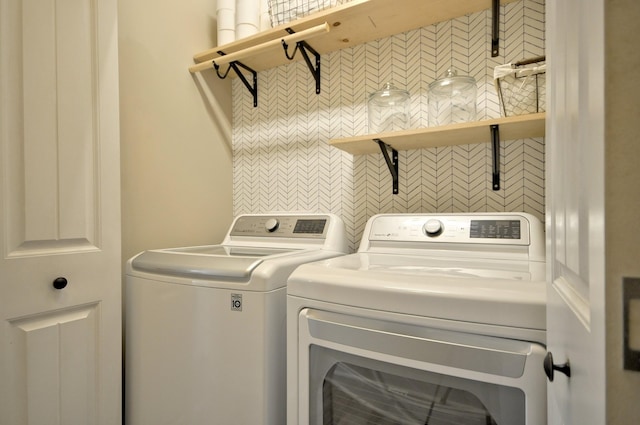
[
  {"left": 131, "top": 245, "right": 299, "bottom": 280},
  {"left": 287, "top": 252, "right": 546, "bottom": 331}
]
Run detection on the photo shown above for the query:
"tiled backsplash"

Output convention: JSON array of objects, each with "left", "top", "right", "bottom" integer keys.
[{"left": 232, "top": 0, "right": 545, "bottom": 250}]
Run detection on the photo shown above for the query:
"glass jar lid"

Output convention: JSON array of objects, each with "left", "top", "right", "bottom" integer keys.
[
  {"left": 428, "top": 68, "right": 476, "bottom": 95},
  {"left": 368, "top": 82, "right": 410, "bottom": 105}
]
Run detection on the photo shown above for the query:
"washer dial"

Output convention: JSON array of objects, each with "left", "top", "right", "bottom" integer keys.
[
  {"left": 423, "top": 219, "right": 444, "bottom": 237},
  {"left": 265, "top": 218, "right": 280, "bottom": 232}
]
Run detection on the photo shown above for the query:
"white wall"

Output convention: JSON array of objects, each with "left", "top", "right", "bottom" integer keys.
[{"left": 118, "top": 0, "right": 233, "bottom": 263}]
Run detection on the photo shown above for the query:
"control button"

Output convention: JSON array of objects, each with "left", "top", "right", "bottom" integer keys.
[
  {"left": 423, "top": 219, "right": 444, "bottom": 237},
  {"left": 265, "top": 218, "right": 279, "bottom": 232}
]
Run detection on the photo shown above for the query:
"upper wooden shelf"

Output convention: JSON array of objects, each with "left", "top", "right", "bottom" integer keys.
[
  {"left": 329, "top": 113, "right": 546, "bottom": 155},
  {"left": 192, "top": 0, "right": 518, "bottom": 74}
]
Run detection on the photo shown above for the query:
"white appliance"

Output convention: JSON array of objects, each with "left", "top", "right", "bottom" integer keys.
[
  {"left": 287, "top": 213, "right": 547, "bottom": 425},
  {"left": 125, "top": 213, "right": 348, "bottom": 425}
]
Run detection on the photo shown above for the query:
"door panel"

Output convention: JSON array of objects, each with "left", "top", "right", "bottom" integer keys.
[
  {"left": 0, "top": 0, "right": 121, "bottom": 423},
  {"left": 7, "top": 304, "right": 99, "bottom": 425},
  {"left": 4, "top": 0, "right": 98, "bottom": 256},
  {"left": 546, "top": 0, "right": 606, "bottom": 423}
]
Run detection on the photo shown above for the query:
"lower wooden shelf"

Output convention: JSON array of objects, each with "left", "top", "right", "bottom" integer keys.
[{"left": 329, "top": 113, "right": 546, "bottom": 155}]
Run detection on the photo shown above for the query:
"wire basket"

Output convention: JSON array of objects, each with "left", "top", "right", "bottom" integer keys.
[
  {"left": 494, "top": 56, "right": 546, "bottom": 117},
  {"left": 268, "top": 0, "right": 352, "bottom": 27}
]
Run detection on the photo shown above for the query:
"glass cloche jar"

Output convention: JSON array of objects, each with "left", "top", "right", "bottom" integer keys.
[
  {"left": 428, "top": 68, "right": 477, "bottom": 127},
  {"left": 367, "top": 82, "right": 410, "bottom": 133}
]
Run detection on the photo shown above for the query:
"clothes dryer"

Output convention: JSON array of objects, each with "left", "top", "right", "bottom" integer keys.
[
  {"left": 125, "top": 213, "right": 348, "bottom": 425},
  {"left": 287, "top": 213, "right": 546, "bottom": 425}
]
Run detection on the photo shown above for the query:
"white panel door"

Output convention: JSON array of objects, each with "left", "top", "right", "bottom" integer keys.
[
  {"left": 545, "top": 0, "right": 605, "bottom": 423},
  {"left": 0, "top": 0, "right": 121, "bottom": 423}
]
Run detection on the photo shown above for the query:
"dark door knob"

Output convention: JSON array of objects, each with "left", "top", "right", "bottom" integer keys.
[
  {"left": 544, "top": 352, "right": 571, "bottom": 381},
  {"left": 52, "top": 277, "right": 68, "bottom": 290}
]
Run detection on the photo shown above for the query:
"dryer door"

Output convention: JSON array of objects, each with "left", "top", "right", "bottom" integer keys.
[{"left": 296, "top": 308, "right": 547, "bottom": 425}]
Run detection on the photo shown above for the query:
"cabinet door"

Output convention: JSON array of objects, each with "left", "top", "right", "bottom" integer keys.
[
  {"left": 546, "top": 0, "right": 605, "bottom": 423},
  {"left": 0, "top": 0, "right": 121, "bottom": 423}
]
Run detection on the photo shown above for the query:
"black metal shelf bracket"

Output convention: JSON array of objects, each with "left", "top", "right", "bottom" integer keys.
[
  {"left": 282, "top": 28, "right": 321, "bottom": 94},
  {"left": 213, "top": 50, "right": 258, "bottom": 107},
  {"left": 491, "top": 0, "right": 500, "bottom": 57},
  {"left": 490, "top": 124, "right": 501, "bottom": 190},
  {"left": 374, "top": 139, "right": 399, "bottom": 195}
]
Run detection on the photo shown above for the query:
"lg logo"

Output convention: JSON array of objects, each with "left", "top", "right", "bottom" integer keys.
[{"left": 231, "top": 293, "right": 242, "bottom": 311}]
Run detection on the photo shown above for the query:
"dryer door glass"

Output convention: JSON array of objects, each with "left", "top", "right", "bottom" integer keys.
[{"left": 310, "top": 346, "right": 524, "bottom": 425}]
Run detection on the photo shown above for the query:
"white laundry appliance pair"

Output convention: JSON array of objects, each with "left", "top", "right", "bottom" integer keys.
[
  {"left": 125, "top": 213, "right": 348, "bottom": 425},
  {"left": 287, "top": 213, "right": 547, "bottom": 425}
]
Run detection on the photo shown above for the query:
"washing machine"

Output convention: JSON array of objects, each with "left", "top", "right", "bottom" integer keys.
[
  {"left": 125, "top": 213, "right": 348, "bottom": 425},
  {"left": 287, "top": 212, "right": 547, "bottom": 425}
]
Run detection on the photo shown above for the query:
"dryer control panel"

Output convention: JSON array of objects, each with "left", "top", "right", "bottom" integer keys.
[
  {"left": 368, "top": 214, "right": 531, "bottom": 244},
  {"left": 420, "top": 218, "right": 522, "bottom": 240},
  {"left": 363, "top": 213, "right": 545, "bottom": 261}
]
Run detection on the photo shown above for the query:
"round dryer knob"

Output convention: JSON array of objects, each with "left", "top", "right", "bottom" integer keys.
[
  {"left": 265, "top": 218, "right": 280, "bottom": 232},
  {"left": 423, "top": 219, "right": 444, "bottom": 237}
]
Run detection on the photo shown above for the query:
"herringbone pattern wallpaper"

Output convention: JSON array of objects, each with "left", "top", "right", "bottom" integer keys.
[{"left": 233, "top": 0, "right": 546, "bottom": 250}]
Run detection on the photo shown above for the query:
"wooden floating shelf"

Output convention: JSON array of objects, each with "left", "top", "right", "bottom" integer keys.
[
  {"left": 329, "top": 113, "right": 546, "bottom": 155},
  {"left": 192, "top": 0, "right": 519, "bottom": 76}
]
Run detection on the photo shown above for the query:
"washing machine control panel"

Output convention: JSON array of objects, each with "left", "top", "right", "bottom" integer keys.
[
  {"left": 368, "top": 214, "right": 532, "bottom": 246},
  {"left": 230, "top": 215, "right": 329, "bottom": 238}
]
